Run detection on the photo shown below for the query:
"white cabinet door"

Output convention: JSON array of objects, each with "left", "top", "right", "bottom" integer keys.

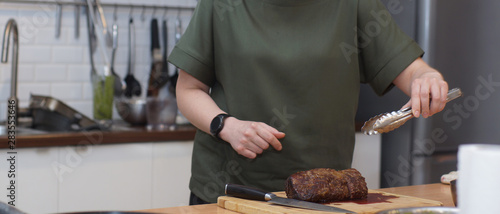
[
  {"left": 0, "top": 147, "right": 59, "bottom": 214},
  {"left": 57, "top": 143, "right": 154, "bottom": 213},
  {"left": 151, "top": 141, "right": 193, "bottom": 208},
  {"left": 352, "top": 133, "right": 381, "bottom": 189}
]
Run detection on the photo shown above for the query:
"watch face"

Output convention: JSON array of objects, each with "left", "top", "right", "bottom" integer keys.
[{"left": 210, "top": 115, "right": 223, "bottom": 135}]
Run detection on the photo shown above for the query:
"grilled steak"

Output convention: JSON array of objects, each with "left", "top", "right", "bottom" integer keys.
[{"left": 284, "top": 168, "right": 368, "bottom": 203}]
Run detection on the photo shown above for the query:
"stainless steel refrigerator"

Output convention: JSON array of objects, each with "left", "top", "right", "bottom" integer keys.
[{"left": 356, "top": 0, "right": 500, "bottom": 188}]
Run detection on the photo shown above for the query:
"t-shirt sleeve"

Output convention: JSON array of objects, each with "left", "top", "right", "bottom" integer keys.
[
  {"left": 357, "top": 0, "right": 424, "bottom": 96},
  {"left": 167, "top": 0, "right": 216, "bottom": 86}
]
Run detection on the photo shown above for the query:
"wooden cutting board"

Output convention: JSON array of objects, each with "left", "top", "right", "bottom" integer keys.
[{"left": 217, "top": 190, "right": 443, "bottom": 214}]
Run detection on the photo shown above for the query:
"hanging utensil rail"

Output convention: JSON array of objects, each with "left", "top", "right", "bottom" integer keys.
[{"left": 0, "top": 0, "right": 195, "bottom": 11}]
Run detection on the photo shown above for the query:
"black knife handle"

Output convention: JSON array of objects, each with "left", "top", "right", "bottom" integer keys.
[
  {"left": 225, "top": 183, "right": 274, "bottom": 201},
  {"left": 162, "top": 20, "right": 168, "bottom": 58},
  {"left": 151, "top": 19, "right": 160, "bottom": 51}
]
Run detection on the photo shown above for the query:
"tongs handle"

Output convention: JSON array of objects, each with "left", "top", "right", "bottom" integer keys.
[
  {"left": 401, "top": 87, "right": 462, "bottom": 113},
  {"left": 446, "top": 88, "right": 463, "bottom": 102}
]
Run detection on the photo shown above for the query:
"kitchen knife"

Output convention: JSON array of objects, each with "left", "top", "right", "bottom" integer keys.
[
  {"left": 146, "top": 18, "right": 167, "bottom": 97},
  {"left": 225, "top": 183, "right": 356, "bottom": 213}
]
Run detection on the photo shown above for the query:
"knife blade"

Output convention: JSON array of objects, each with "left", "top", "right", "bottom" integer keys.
[{"left": 225, "top": 183, "right": 356, "bottom": 213}]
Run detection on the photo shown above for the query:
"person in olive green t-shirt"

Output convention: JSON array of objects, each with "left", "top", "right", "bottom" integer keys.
[{"left": 168, "top": 0, "right": 449, "bottom": 204}]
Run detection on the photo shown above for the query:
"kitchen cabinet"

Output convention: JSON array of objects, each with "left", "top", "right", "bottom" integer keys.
[
  {"left": 0, "top": 147, "right": 59, "bottom": 214},
  {"left": 0, "top": 141, "right": 194, "bottom": 213},
  {"left": 352, "top": 133, "right": 381, "bottom": 189}
]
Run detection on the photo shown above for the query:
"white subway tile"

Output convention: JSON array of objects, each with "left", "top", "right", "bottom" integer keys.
[
  {"left": 68, "top": 64, "right": 91, "bottom": 82},
  {"left": 52, "top": 46, "right": 84, "bottom": 63},
  {"left": 35, "top": 27, "right": 68, "bottom": 45},
  {"left": 0, "top": 101, "right": 5, "bottom": 121},
  {"left": 19, "top": 83, "right": 50, "bottom": 101},
  {"left": 0, "top": 83, "right": 10, "bottom": 100},
  {"left": 68, "top": 25, "right": 87, "bottom": 46},
  {"left": 18, "top": 64, "right": 36, "bottom": 82},
  {"left": 35, "top": 64, "right": 67, "bottom": 82},
  {"left": 51, "top": 83, "right": 83, "bottom": 100},
  {"left": 64, "top": 100, "right": 93, "bottom": 119},
  {"left": 82, "top": 82, "right": 93, "bottom": 100},
  {"left": 0, "top": 65, "right": 10, "bottom": 83},
  {"left": 113, "top": 64, "right": 128, "bottom": 80},
  {"left": 0, "top": 64, "right": 34, "bottom": 84},
  {"left": 19, "top": 46, "right": 52, "bottom": 63}
]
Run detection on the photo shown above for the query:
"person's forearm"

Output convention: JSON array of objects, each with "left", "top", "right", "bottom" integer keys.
[
  {"left": 393, "top": 58, "right": 441, "bottom": 95},
  {"left": 175, "top": 70, "right": 284, "bottom": 159},
  {"left": 176, "top": 70, "right": 225, "bottom": 134}
]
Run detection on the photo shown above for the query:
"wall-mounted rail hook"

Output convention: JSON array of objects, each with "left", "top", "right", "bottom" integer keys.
[
  {"left": 176, "top": 8, "right": 181, "bottom": 19},
  {"left": 55, "top": 3, "right": 62, "bottom": 38},
  {"left": 113, "top": 4, "right": 118, "bottom": 22},
  {"left": 129, "top": 6, "right": 134, "bottom": 19},
  {"left": 162, "top": 8, "right": 168, "bottom": 20},
  {"left": 140, "top": 5, "right": 146, "bottom": 22},
  {"left": 152, "top": 7, "right": 157, "bottom": 18}
]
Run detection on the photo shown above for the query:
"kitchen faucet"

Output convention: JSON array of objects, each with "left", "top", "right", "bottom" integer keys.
[{"left": 1, "top": 19, "right": 19, "bottom": 125}]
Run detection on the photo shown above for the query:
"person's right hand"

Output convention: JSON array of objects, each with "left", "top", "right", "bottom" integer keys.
[{"left": 218, "top": 117, "right": 285, "bottom": 159}]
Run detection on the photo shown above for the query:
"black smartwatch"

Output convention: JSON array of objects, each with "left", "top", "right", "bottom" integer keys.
[{"left": 210, "top": 113, "right": 231, "bottom": 139}]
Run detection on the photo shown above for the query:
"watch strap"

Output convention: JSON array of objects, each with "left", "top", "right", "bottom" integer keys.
[{"left": 210, "top": 113, "right": 231, "bottom": 139}]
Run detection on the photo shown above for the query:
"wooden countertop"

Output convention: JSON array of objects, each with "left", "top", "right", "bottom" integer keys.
[
  {"left": 0, "top": 122, "right": 197, "bottom": 149},
  {"left": 140, "top": 183, "right": 455, "bottom": 213}
]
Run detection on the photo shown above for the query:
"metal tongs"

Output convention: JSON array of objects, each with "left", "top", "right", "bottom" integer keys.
[{"left": 361, "top": 88, "right": 463, "bottom": 135}]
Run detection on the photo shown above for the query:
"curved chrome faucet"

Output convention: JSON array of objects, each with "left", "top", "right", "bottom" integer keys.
[{"left": 1, "top": 19, "right": 19, "bottom": 124}]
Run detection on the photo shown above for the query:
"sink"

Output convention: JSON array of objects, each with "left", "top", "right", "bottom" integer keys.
[{"left": 0, "top": 124, "right": 48, "bottom": 136}]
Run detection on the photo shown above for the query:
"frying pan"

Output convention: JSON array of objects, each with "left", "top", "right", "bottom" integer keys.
[{"left": 29, "top": 94, "right": 105, "bottom": 132}]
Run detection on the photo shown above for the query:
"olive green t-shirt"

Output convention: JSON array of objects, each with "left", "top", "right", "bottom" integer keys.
[{"left": 168, "top": 0, "right": 423, "bottom": 203}]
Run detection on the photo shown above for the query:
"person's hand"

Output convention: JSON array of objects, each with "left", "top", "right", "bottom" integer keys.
[
  {"left": 402, "top": 71, "right": 448, "bottom": 118},
  {"left": 219, "top": 117, "right": 285, "bottom": 159}
]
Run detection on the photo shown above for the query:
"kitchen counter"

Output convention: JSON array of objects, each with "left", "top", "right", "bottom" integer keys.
[
  {"left": 0, "top": 121, "right": 197, "bottom": 149},
  {"left": 139, "top": 183, "right": 455, "bottom": 213}
]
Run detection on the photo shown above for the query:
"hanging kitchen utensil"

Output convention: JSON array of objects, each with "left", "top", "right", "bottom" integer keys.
[
  {"left": 85, "top": 0, "right": 115, "bottom": 120},
  {"left": 162, "top": 19, "right": 176, "bottom": 95},
  {"left": 55, "top": 3, "right": 62, "bottom": 38},
  {"left": 84, "top": 5, "right": 98, "bottom": 89},
  {"left": 111, "top": 21, "right": 124, "bottom": 97},
  {"left": 94, "top": 0, "right": 112, "bottom": 47},
  {"left": 169, "top": 15, "right": 182, "bottom": 95},
  {"left": 147, "top": 18, "right": 168, "bottom": 97},
  {"left": 85, "top": 0, "right": 111, "bottom": 69},
  {"left": 361, "top": 88, "right": 463, "bottom": 135},
  {"left": 123, "top": 18, "right": 142, "bottom": 98},
  {"left": 74, "top": 0, "right": 80, "bottom": 39}
]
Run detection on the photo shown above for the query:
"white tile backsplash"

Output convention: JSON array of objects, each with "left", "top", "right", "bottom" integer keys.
[
  {"left": 19, "top": 46, "right": 52, "bottom": 63},
  {"left": 35, "top": 64, "right": 67, "bottom": 82},
  {"left": 0, "top": 0, "right": 196, "bottom": 121},
  {"left": 19, "top": 83, "right": 50, "bottom": 100},
  {"left": 68, "top": 64, "right": 91, "bottom": 82},
  {"left": 51, "top": 83, "right": 85, "bottom": 100},
  {"left": 18, "top": 64, "right": 36, "bottom": 82},
  {"left": 52, "top": 46, "right": 85, "bottom": 63}
]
